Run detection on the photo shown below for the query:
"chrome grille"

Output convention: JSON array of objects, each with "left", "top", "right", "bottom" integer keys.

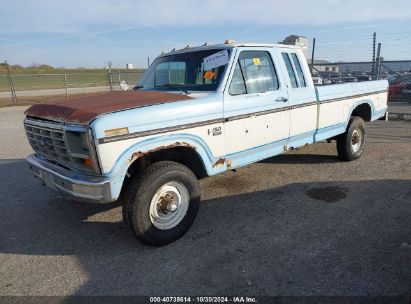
[{"left": 24, "top": 119, "right": 71, "bottom": 164}]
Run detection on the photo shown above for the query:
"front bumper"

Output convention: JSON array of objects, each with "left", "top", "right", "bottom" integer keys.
[{"left": 27, "top": 154, "right": 114, "bottom": 203}]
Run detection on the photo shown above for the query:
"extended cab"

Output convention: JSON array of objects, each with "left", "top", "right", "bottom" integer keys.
[{"left": 24, "top": 41, "right": 388, "bottom": 245}]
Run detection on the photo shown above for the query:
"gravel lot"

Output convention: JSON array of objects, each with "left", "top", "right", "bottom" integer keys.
[{"left": 0, "top": 106, "right": 410, "bottom": 297}]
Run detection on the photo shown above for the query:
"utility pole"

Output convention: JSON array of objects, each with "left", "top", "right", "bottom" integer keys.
[
  {"left": 310, "top": 38, "right": 316, "bottom": 75},
  {"left": 147, "top": 57, "right": 150, "bottom": 68},
  {"left": 5, "top": 60, "right": 18, "bottom": 105},
  {"left": 371, "top": 32, "right": 376, "bottom": 78}
]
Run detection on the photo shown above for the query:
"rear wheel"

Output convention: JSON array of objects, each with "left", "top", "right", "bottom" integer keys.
[
  {"left": 336, "top": 116, "right": 366, "bottom": 161},
  {"left": 122, "top": 161, "right": 201, "bottom": 246}
]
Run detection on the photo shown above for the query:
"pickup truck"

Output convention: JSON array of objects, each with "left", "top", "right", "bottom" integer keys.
[{"left": 24, "top": 41, "right": 388, "bottom": 246}]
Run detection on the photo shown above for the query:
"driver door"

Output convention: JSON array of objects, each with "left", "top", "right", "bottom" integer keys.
[{"left": 223, "top": 48, "right": 291, "bottom": 160}]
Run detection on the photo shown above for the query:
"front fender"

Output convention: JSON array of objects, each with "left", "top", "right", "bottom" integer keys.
[{"left": 105, "top": 133, "right": 225, "bottom": 200}]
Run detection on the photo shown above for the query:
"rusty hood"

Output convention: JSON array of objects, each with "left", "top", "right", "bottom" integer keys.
[{"left": 25, "top": 91, "right": 192, "bottom": 124}]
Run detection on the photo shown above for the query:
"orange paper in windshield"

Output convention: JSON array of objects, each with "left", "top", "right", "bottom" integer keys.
[{"left": 204, "top": 71, "right": 215, "bottom": 80}]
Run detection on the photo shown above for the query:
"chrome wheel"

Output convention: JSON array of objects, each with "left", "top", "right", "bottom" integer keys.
[
  {"left": 149, "top": 181, "right": 189, "bottom": 230},
  {"left": 351, "top": 129, "right": 362, "bottom": 153}
]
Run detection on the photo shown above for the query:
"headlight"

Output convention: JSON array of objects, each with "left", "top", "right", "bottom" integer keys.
[{"left": 65, "top": 128, "right": 100, "bottom": 174}]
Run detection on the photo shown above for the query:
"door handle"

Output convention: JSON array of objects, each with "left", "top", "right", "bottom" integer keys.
[{"left": 276, "top": 97, "right": 288, "bottom": 102}]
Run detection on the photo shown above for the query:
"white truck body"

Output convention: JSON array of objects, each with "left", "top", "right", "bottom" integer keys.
[
  {"left": 24, "top": 42, "right": 388, "bottom": 204},
  {"left": 23, "top": 42, "right": 388, "bottom": 245}
]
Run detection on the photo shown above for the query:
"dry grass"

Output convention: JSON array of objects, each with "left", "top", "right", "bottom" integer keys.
[
  {"left": 0, "top": 92, "right": 105, "bottom": 108},
  {"left": 0, "top": 70, "right": 144, "bottom": 92}
]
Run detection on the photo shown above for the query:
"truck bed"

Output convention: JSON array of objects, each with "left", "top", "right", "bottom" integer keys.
[
  {"left": 313, "top": 79, "right": 388, "bottom": 143},
  {"left": 315, "top": 80, "right": 388, "bottom": 104}
]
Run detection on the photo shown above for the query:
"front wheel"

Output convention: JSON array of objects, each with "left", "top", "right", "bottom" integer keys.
[
  {"left": 122, "top": 161, "right": 201, "bottom": 246},
  {"left": 336, "top": 116, "right": 366, "bottom": 161}
]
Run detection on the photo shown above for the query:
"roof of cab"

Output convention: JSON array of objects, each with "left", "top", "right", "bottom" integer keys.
[{"left": 158, "top": 42, "right": 300, "bottom": 57}]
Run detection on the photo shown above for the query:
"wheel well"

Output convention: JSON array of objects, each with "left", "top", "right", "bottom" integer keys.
[
  {"left": 351, "top": 103, "right": 371, "bottom": 121},
  {"left": 127, "top": 146, "right": 208, "bottom": 180}
]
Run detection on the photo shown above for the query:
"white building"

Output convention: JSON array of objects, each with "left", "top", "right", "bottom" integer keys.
[
  {"left": 282, "top": 35, "right": 309, "bottom": 59},
  {"left": 309, "top": 60, "right": 340, "bottom": 73}
]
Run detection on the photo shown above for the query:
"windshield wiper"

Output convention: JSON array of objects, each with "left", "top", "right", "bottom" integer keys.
[
  {"left": 133, "top": 85, "right": 143, "bottom": 91},
  {"left": 154, "top": 83, "right": 190, "bottom": 95}
]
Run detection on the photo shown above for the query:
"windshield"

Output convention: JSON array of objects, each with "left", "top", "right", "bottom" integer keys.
[{"left": 136, "top": 48, "right": 232, "bottom": 92}]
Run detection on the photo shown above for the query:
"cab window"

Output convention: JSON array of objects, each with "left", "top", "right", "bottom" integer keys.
[
  {"left": 228, "top": 62, "right": 246, "bottom": 95},
  {"left": 282, "top": 52, "right": 307, "bottom": 88},
  {"left": 282, "top": 53, "right": 298, "bottom": 88},
  {"left": 290, "top": 53, "right": 307, "bottom": 87},
  {"left": 229, "top": 51, "right": 279, "bottom": 95}
]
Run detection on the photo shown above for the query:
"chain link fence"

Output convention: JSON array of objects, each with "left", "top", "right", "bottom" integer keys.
[
  {"left": 0, "top": 70, "right": 144, "bottom": 106},
  {"left": 307, "top": 31, "right": 411, "bottom": 104},
  {"left": 2, "top": 63, "right": 410, "bottom": 107},
  {"left": 108, "top": 71, "right": 143, "bottom": 91},
  {"left": 310, "top": 61, "right": 411, "bottom": 103}
]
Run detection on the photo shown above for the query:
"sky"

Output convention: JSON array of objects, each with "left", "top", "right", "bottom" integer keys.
[{"left": 1, "top": 0, "right": 411, "bottom": 68}]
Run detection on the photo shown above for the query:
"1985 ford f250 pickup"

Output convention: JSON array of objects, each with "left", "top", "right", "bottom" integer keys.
[{"left": 24, "top": 41, "right": 388, "bottom": 245}]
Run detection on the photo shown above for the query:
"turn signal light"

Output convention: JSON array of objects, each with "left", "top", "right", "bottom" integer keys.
[{"left": 83, "top": 158, "right": 93, "bottom": 168}]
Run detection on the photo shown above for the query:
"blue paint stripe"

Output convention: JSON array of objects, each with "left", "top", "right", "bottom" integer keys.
[{"left": 223, "top": 124, "right": 345, "bottom": 170}]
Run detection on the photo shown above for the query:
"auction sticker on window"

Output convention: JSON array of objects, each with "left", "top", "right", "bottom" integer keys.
[
  {"left": 203, "top": 50, "right": 229, "bottom": 71},
  {"left": 203, "top": 71, "right": 214, "bottom": 80},
  {"left": 253, "top": 58, "right": 261, "bottom": 65}
]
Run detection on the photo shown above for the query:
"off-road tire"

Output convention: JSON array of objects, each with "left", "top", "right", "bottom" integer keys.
[
  {"left": 336, "top": 116, "right": 366, "bottom": 161},
  {"left": 122, "top": 161, "right": 201, "bottom": 246}
]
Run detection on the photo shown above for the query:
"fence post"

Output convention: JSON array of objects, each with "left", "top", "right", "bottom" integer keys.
[
  {"left": 64, "top": 74, "right": 68, "bottom": 99},
  {"left": 371, "top": 32, "right": 376, "bottom": 78},
  {"left": 377, "top": 57, "right": 383, "bottom": 80},
  {"left": 375, "top": 43, "right": 382, "bottom": 80},
  {"left": 5, "top": 60, "right": 18, "bottom": 105},
  {"left": 310, "top": 38, "right": 316, "bottom": 75},
  {"left": 108, "top": 61, "right": 113, "bottom": 91}
]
